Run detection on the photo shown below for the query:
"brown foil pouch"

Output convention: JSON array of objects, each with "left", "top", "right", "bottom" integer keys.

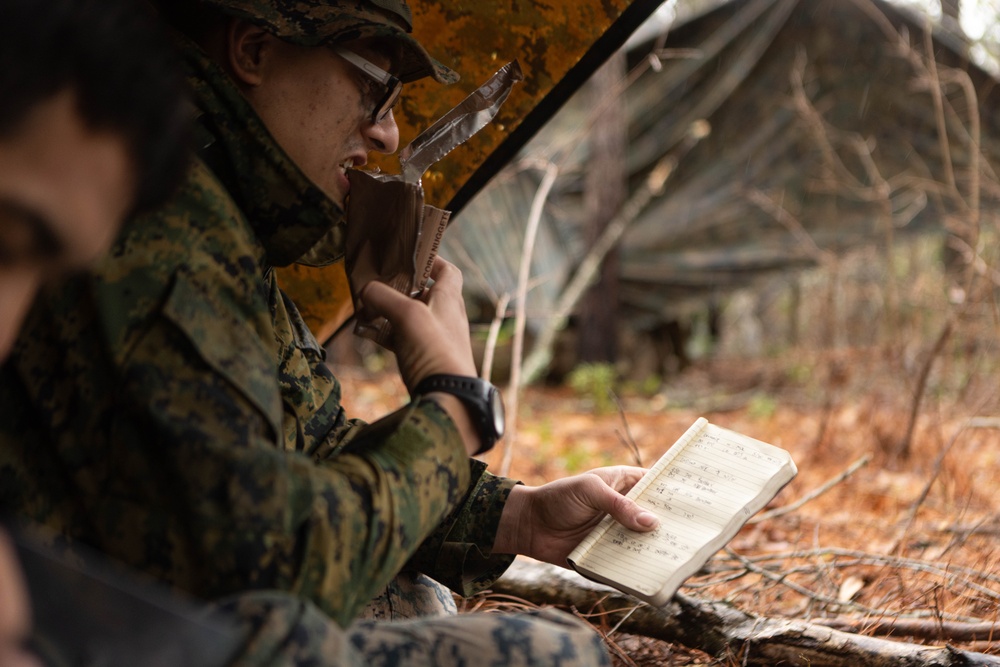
[{"left": 346, "top": 60, "right": 523, "bottom": 347}]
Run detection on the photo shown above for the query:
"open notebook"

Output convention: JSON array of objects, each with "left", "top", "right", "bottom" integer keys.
[{"left": 567, "top": 418, "right": 797, "bottom": 607}]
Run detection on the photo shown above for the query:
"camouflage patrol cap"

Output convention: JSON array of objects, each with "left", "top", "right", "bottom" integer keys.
[{"left": 202, "top": 0, "right": 459, "bottom": 84}]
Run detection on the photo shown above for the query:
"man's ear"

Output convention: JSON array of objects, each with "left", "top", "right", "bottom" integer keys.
[{"left": 225, "top": 20, "right": 272, "bottom": 87}]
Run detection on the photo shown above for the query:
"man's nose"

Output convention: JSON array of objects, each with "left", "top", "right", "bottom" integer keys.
[{"left": 363, "top": 110, "right": 400, "bottom": 155}]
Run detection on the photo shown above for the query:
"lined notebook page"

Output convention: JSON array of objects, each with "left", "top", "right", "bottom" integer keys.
[{"left": 567, "top": 418, "right": 795, "bottom": 600}]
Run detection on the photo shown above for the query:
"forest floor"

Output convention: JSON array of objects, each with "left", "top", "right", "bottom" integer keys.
[{"left": 335, "top": 344, "right": 1000, "bottom": 665}]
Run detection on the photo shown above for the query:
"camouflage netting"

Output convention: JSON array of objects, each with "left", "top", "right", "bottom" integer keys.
[{"left": 441, "top": 0, "right": 1000, "bottom": 330}]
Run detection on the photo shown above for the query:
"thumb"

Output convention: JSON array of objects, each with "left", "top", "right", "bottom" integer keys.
[
  {"left": 589, "top": 479, "right": 659, "bottom": 532},
  {"left": 360, "top": 281, "right": 410, "bottom": 322}
]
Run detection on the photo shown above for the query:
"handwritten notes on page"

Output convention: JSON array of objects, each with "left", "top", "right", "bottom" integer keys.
[{"left": 566, "top": 418, "right": 797, "bottom": 607}]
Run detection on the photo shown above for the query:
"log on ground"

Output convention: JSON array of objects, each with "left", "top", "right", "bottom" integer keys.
[{"left": 493, "top": 560, "right": 1000, "bottom": 667}]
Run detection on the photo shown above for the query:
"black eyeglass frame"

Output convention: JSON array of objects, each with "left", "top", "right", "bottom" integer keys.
[{"left": 334, "top": 48, "right": 403, "bottom": 125}]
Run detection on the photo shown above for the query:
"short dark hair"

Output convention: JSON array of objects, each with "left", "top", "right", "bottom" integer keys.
[
  {"left": 150, "top": 0, "right": 228, "bottom": 45},
  {"left": 0, "top": 0, "right": 192, "bottom": 214}
]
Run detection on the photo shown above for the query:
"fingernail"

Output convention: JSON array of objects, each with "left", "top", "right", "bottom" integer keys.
[{"left": 637, "top": 512, "right": 658, "bottom": 528}]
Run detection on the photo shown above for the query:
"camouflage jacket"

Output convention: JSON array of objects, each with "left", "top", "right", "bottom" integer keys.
[{"left": 0, "top": 40, "right": 515, "bottom": 627}]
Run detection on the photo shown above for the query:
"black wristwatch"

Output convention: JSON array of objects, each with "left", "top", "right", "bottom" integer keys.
[{"left": 413, "top": 374, "right": 505, "bottom": 455}]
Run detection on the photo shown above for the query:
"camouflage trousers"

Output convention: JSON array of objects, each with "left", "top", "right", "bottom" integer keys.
[
  {"left": 218, "top": 574, "right": 612, "bottom": 667},
  {"left": 356, "top": 571, "right": 459, "bottom": 621}
]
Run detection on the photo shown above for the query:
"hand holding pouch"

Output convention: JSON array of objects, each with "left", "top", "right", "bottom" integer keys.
[{"left": 345, "top": 61, "right": 523, "bottom": 347}]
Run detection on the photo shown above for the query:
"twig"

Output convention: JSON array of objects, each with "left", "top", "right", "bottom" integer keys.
[
  {"left": 942, "top": 520, "right": 1000, "bottom": 537},
  {"left": 892, "top": 390, "right": 995, "bottom": 554},
  {"left": 750, "top": 455, "right": 870, "bottom": 523},
  {"left": 722, "top": 547, "right": 938, "bottom": 621},
  {"left": 721, "top": 547, "right": 992, "bottom": 623},
  {"left": 945, "top": 235, "right": 1000, "bottom": 289},
  {"left": 815, "top": 617, "right": 1000, "bottom": 643},
  {"left": 480, "top": 292, "right": 510, "bottom": 384},
  {"left": 708, "top": 547, "right": 1000, "bottom": 594},
  {"left": 608, "top": 604, "right": 642, "bottom": 638},
  {"left": 600, "top": 632, "right": 639, "bottom": 667},
  {"left": 893, "top": 316, "right": 955, "bottom": 462},
  {"left": 611, "top": 392, "right": 643, "bottom": 467},
  {"left": 500, "top": 161, "right": 559, "bottom": 476},
  {"left": 745, "top": 187, "right": 838, "bottom": 267},
  {"left": 697, "top": 550, "right": 1000, "bottom": 608},
  {"left": 923, "top": 20, "right": 957, "bottom": 194}
]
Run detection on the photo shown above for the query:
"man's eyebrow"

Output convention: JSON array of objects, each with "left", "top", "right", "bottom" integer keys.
[{"left": 0, "top": 198, "right": 64, "bottom": 259}]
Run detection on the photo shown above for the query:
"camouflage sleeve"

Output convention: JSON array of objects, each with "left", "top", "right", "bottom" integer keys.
[
  {"left": 405, "top": 463, "right": 520, "bottom": 596},
  {"left": 106, "top": 283, "right": 471, "bottom": 627}
]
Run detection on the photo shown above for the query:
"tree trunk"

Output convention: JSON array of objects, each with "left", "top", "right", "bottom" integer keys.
[
  {"left": 494, "top": 560, "right": 1000, "bottom": 667},
  {"left": 578, "top": 50, "right": 627, "bottom": 364}
]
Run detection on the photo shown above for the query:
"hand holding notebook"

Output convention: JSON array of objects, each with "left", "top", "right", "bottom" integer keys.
[{"left": 567, "top": 418, "right": 797, "bottom": 607}]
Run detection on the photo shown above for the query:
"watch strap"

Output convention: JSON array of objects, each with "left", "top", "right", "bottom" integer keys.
[{"left": 413, "top": 374, "right": 500, "bottom": 456}]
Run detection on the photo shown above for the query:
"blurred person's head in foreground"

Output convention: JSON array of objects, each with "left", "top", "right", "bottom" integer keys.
[
  {"left": 0, "top": 0, "right": 191, "bottom": 360},
  {"left": 0, "top": 0, "right": 191, "bottom": 663}
]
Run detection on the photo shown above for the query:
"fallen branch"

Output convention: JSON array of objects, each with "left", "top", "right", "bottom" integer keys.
[
  {"left": 494, "top": 560, "right": 1000, "bottom": 667},
  {"left": 814, "top": 617, "right": 999, "bottom": 643}
]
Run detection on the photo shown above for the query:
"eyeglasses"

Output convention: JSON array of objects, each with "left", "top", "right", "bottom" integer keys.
[{"left": 334, "top": 48, "right": 402, "bottom": 125}]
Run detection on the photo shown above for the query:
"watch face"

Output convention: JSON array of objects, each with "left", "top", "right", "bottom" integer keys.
[{"left": 489, "top": 388, "right": 506, "bottom": 438}]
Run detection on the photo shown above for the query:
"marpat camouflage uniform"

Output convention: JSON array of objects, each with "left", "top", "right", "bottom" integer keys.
[
  {"left": 0, "top": 30, "right": 516, "bottom": 627},
  {"left": 0, "top": 1, "right": 613, "bottom": 663},
  {"left": 214, "top": 590, "right": 610, "bottom": 666}
]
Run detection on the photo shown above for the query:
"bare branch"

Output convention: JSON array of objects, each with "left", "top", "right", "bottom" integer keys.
[
  {"left": 750, "top": 455, "right": 870, "bottom": 523},
  {"left": 500, "top": 161, "right": 559, "bottom": 476}
]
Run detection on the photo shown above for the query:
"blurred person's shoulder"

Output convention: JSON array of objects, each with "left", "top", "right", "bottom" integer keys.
[
  {"left": 98, "top": 156, "right": 262, "bottom": 283},
  {"left": 91, "top": 156, "right": 275, "bottom": 363}
]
